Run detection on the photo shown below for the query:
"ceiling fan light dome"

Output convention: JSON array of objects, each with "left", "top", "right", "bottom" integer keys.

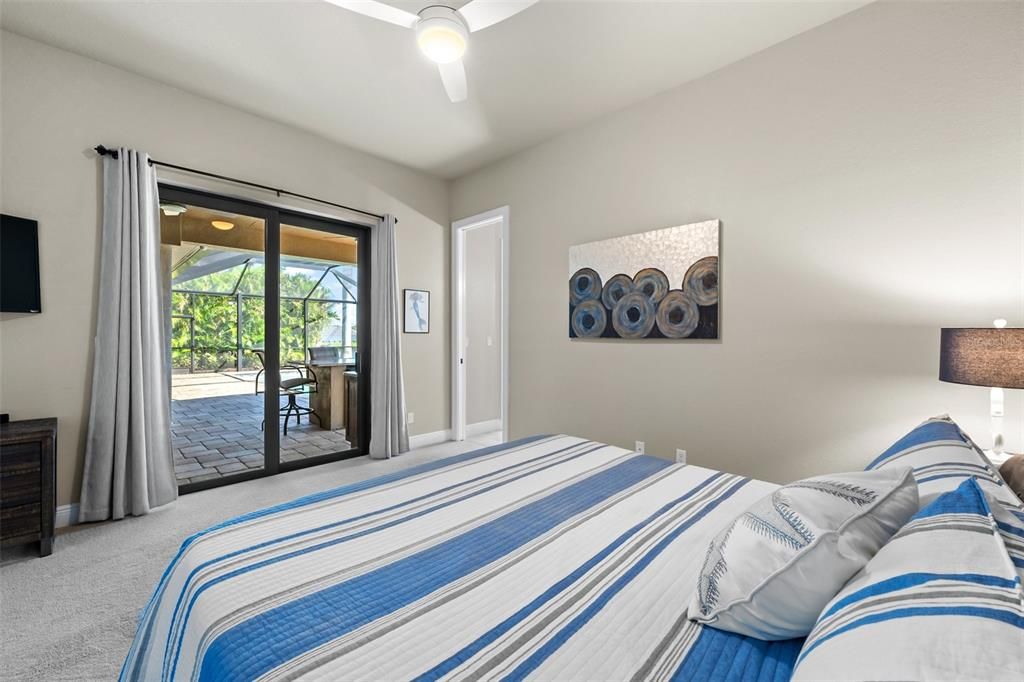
[
  {"left": 160, "top": 202, "right": 188, "bottom": 216},
  {"left": 416, "top": 10, "right": 468, "bottom": 64}
]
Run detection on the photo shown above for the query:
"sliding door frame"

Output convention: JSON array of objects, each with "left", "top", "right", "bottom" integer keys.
[
  {"left": 160, "top": 185, "right": 370, "bottom": 495},
  {"left": 276, "top": 209, "right": 371, "bottom": 475}
]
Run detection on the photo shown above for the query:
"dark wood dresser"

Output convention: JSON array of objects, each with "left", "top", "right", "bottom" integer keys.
[{"left": 1, "top": 418, "right": 57, "bottom": 557}]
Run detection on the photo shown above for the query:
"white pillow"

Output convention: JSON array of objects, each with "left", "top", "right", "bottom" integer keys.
[{"left": 688, "top": 467, "right": 918, "bottom": 640}]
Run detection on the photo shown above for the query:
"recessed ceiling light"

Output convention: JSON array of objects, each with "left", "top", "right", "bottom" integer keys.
[
  {"left": 160, "top": 202, "right": 188, "bottom": 216},
  {"left": 211, "top": 220, "right": 235, "bottom": 231}
]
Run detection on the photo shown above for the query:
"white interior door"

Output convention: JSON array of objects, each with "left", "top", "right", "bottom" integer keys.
[{"left": 452, "top": 207, "right": 509, "bottom": 443}]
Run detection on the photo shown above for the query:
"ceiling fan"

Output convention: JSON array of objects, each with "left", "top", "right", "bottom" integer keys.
[{"left": 326, "top": 0, "right": 539, "bottom": 102}]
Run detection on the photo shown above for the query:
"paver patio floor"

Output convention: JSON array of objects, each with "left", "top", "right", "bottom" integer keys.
[{"left": 171, "top": 371, "right": 351, "bottom": 486}]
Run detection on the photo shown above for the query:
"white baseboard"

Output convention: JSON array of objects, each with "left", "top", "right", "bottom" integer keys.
[
  {"left": 409, "top": 429, "right": 452, "bottom": 449},
  {"left": 56, "top": 503, "right": 80, "bottom": 528},
  {"left": 466, "top": 419, "right": 502, "bottom": 437}
]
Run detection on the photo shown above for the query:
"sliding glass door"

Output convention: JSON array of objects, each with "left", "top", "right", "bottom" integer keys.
[
  {"left": 278, "top": 215, "right": 368, "bottom": 463},
  {"left": 159, "top": 186, "right": 370, "bottom": 493}
]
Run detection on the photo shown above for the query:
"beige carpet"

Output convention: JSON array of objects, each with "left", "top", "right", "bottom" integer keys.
[{"left": 0, "top": 433, "right": 502, "bottom": 681}]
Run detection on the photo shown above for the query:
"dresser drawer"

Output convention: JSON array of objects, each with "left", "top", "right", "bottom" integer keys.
[
  {"left": 1, "top": 503, "right": 41, "bottom": 540},
  {"left": 0, "top": 468, "right": 41, "bottom": 508},
  {"left": 0, "top": 441, "right": 42, "bottom": 473},
  {"left": 1, "top": 418, "right": 57, "bottom": 556}
]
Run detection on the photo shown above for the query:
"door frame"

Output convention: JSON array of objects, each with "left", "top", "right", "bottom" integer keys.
[
  {"left": 451, "top": 206, "right": 510, "bottom": 443},
  {"left": 160, "top": 184, "right": 371, "bottom": 495}
]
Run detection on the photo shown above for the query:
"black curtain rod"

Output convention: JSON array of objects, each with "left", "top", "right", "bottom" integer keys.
[{"left": 93, "top": 145, "right": 387, "bottom": 222}]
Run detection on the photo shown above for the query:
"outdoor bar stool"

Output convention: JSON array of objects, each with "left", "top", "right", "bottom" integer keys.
[{"left": 252, "top": 350, "right": 321, "bottom": 435}]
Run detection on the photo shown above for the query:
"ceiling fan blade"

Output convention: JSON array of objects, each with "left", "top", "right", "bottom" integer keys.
[
  {"left": 323, "top": 0, "right": 418, "bottom": 28},
  {"left": 438, "top": 60, "right": 468, "bottom": 103},
  {"left": 458, "top": 0, "right": 539, "bottom": 32}
]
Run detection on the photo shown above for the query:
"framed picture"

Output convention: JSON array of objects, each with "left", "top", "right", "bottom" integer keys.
[
  {"left": 569, "top": 219, "right": 719, "bottom": 340},
  {"left": 404, "top": 289, "right": 430, "bottom": 333}
]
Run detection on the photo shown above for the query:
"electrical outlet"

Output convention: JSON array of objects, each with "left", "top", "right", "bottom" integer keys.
[
  {"left": 407, "top": 412, "right": 415, "bottom": 424},
  {"left": 676, "top": 449, "right": 687, "bottom": 464},
  {"left": 635, "top": 440, "right": 645, "bottom": 454}
]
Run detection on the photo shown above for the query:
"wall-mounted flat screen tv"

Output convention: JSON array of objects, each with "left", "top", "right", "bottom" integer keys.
[{"left": 1, "top": 214, "right": 42, "bottom": 313}]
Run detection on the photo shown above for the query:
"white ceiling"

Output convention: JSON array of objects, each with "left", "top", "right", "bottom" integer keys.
[{"left": 1, "top": 0, "right": 868, "bottom": 179}]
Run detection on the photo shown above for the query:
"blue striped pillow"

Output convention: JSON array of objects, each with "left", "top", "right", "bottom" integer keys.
[
  {"left": 994, "top": 502, "right": 1024, "bottom": 582},
  {"left": 867, "top": 416, "right": 1021, "bottom": 509},
  {"left": 793, "top": 479, "right": 1024, "bottom": 681}
]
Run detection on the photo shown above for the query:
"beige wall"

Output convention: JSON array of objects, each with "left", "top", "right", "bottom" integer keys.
[
  {"left": 452, "top": 2, "right": 1024, "bottom": 483},
  {"left": 2, "top": 1, "right": 1021, "bottom": 507},
  {"left": 0, "top": 32, "right": 450, "bottom": 507},
  {"left": 464, "top": 224, "right": 502, "bottom": 426}
]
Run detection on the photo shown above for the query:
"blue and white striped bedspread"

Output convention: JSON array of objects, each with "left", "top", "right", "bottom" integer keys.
[{"left": 122, "top": 435, "right": 800, "bottom": 681}]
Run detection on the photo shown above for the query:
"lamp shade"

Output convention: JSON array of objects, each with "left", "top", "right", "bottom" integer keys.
[{"left": 939, "top": 328, "right": 1024, "bottom": 389}]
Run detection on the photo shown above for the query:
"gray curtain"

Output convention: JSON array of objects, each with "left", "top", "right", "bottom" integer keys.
[
  {"left": 79, "top": 148, "right": 177, "bottom": 521},
  {"left": 369, "top": 214, "right": 410, "bottom": 459}
]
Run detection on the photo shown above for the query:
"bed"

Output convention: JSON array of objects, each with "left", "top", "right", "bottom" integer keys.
[{"left": 122, "top": 435, "right": 805, "bottom": 681}]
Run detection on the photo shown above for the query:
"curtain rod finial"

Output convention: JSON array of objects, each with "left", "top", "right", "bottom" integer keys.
[{"left": 94, "top": 145, "right": 118, "bottom": 159}]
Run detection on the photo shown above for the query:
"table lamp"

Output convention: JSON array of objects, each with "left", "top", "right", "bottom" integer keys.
[{"left": 939, "top": 320, "right": 1024, "bottom": 456}]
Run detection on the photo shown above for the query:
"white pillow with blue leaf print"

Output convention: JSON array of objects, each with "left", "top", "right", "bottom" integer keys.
[{"left": 687, "top": 467, "right": 918, "bottom": 640}]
